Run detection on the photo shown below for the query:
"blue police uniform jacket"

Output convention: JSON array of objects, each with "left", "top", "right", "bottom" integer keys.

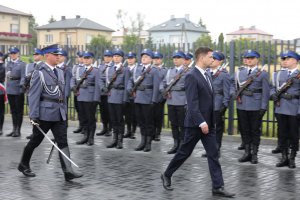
[
  {"left": 0, "top": 63, "right": 5, "bottom": 95},
  {"left": 28, "top": 63, "right": 67, "bottom": 121},
  {"left": 156, "top": 64, "right": 167, "bottom": 103},
  {"left": 160, "top": 66, "right": 187, "bottom": 106},
  {"left": 98, "top": 62, "right": 113, "bottom": 96},
  {"left": 127, "top": 64, "right": 160, "bottom": 104},
  {"left": 127, "top": 63, "right": 138, "bottom": 100},
  {"left": 57, "top": 62, "right": 72, "bottom": 98},
  {"left": 73, "top": 66, "right": 100, "bottom": 102},
  {"left": 211, "top": 68, "right": 231, "bottom": 111},
  {"left": 235, "top": 66, "right": 270, "bottom": 111},
  {"left": 6, "top": 59, "right": 26, "bottom": 94},
  {"left": 20, "top": 61, "right": 42, "bottom": 88},
  {"left": 100, "top": 63, "right": 129, "bottom": 104},
  {"left": 271, "top": 69, "right": 300, "bottom": 116}
]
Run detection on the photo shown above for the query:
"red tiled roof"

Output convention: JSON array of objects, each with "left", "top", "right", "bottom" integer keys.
[{"left": 227, "top": 27, "right": 272, "bottom": 36}]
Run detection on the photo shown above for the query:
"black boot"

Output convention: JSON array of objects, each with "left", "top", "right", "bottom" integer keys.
[
  {"left": 6, "top": 116, "right": 17, "bottom": 137},
  {"left": 154, "top": 128, "right": 161, "bottom": 141},
  {"left": 276, "top": 148, "right": 289, "bottom": 167},
  {"left": 107, "top": 129, "right": 118, "bottom": 148},
  {"left": 18, "top": 145, "right": 35, "bottom": 177},
  {"left": 238, "top": 144, "right": 252, "bottom": 162},
  {"left": 87, "top": 129, "right": 95, "bottom": 146},
  {"left": 288, "top": 150, "right": 297, "bottom": 169},
  {"left": 167, "top": 139, "right": 179, "bottom": 154},
  {"left": 144, "top": 136, "right": 152, "bottom": 152},
  {"left": 124, "top": 124, "right": 132, "bottom": 138},
  {"left": 12, "top": 126, "right": 21, "bottom": 137},
  {"left": 26, "top": 134, "right": 33, "bottom": 140},
  {"left": 76, "top": 128, "right": 89, "bottom": 145},
  {"left": 237, "top": 142, "right": 245, "bottom": 150},
  {"left": 73, "top": 127, "right": 82, "bottom": 134},
  {"left": 251, "top": 144, "right": 258, "bottom": 164},
  {"left": 135, "top": 133, "right": 146, "bottom": 151},
  {"left": 96, "top": 123, "right": 108, "bottom": 136},
  {"left": 272, "top": 146, "right": 282, "bottom": 154},
  {"left": 0, "top": 114, "right": 3, "bottom": 136},
  {"left": 130, "top": 125, "right": 136, "bottom": 139},
  {"left": 116, "top": 131, "right": 124, "bottom": 149},
  {"left": 59, "top": 147, "right": 83, "bottom": 181},
  {"left": 104, "top": 124, "right": 112, "bottom": 137}
]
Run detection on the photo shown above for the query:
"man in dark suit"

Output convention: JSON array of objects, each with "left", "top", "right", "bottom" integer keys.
[{"left": 161, "top": 47, "right": 235, "bottom": 198}]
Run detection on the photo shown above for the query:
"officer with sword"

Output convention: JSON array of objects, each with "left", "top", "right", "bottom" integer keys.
[{"left": 17, "top": 44, "right": 82, "bottom": 181}]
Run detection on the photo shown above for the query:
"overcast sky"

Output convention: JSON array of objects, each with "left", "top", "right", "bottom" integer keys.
[{"left": 2, "top": 0, "right": 300, "bottom": 41}]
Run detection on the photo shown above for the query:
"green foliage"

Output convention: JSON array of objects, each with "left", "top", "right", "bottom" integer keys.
[
  {"left": 122, "top": 34, "right": 140, "bottom": 52},
  {"left": 217, "top": 33, "right": 224, "bottom": 51},
  {"left": 28, "top": 16, "right": 38, "bottom": 48},
  {"left": 48, "top": 15, "right": 56, "bottom": 23},
  {"left": 198, "top": 18, "right": 207, "bottom": 29},
  {"left": 194, "top": 34, "right": 213, "bottom": 48},
  {"left": 88, "top": 35, "right": 112, "bottom": 58}
]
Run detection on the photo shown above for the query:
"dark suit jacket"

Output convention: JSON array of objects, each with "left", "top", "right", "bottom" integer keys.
[{"left": 184, "top": 67, "right": 215, "bottom": 130}]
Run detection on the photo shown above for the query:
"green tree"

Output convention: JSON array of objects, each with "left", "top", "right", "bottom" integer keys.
[
  {"left": 217, "top": 33, "right": 224, "bottom": 51},
  {"left": 122, "top": 34, "right": 140, "bottom": 52},
  {"left": 89, "top": 35, "right": 112, "bottom": 58},
  {"left": 194, "top": 34, "right": 213, "bottom": 47},
  {"left": 28, "top": 16, "right": 38, "bottom": 48},
  {"left": 144, "top": 34, "right": 153, "bottom": 49},
  {"left": 48, "top": 15, "right": 56, "bottom": 23}
]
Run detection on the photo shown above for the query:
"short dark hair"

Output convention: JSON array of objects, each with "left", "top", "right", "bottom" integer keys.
[{"left": 195, "top": 47, "right": 213, "bottom": 61}]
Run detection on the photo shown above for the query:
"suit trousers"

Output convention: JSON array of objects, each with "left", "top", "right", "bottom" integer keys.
[
  {"left": 135, "top": 103, "right": 154, "bottom": 137},
  {"left": 79, "top": 101, "right": 97, "bottom": 133},
  {"left": 27, "top": 120, "right": 68, "bottom": 150},
  {"left": 8, "top": 94, "right": 24, "bottom": 127},
  {"left": 168, "top": 105, "right": 185, "bottom": 140},
  {"left": 277, "top": 114, "right": 299, "bottom": 151},
  {"left": 237, "top": 109, "right": 261, "bottom": 146},
  {"left": 215, "top": 110, "right": 225, "bottom": 150},
  {"left": 99, "top": 95, "right": 110, "bottom": 125},
  {"left": 108, "top": 103, "right": 124, "bottom": 134},
  {"left": 164, "top": 127, "right": 224, "bottom": 189},
  {"left": 0, "top": 94, "right": 4, "bottom": 130}
]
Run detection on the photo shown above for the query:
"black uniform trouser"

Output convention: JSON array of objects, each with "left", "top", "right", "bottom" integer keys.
[
  {"left": 215, "top": 110, "right": 225, "bottom": 150},
  {"left": 0, "top": 94, "right": 4, "bottom": 130},
  {"left": 277, "top": 114, "right": 299, "bottom": 151},
  {"left": 135, "top": 103, "right": 154, "bottom": 137},
  {"left": 8, "top": 94, "right": 24, "bottom": 128},
  {"left": 21, "top": 120, "right": 68, "bottom": 166},
  {"left": 79, "top": 101, "right": 97, "bottom": 133},
  {"left": 108, "top": 103, "right": 124, "bottom": 134},
  {"left": 237, "top": 109, "right": 261, "bottom": 146},
  {"left": 153, "top": 100, "right": 165, "bottom": 133},
  {"left": 165, "top": 127, "right": 224, "bottom": 189},
  {"left": 274, "top": 113, "right": 282, "bottom": 148},
  {"left": 99, "top": 95, "right": 110, "bottom": 126},
  {"left": 124, "top": 99, "right": 137, "bottom": 129},
  {"left": 168, "top": 105, "right": 185, "bottom": 141},
  {"left": 74, "top": 96, "right": 83, "bottom": 127}
]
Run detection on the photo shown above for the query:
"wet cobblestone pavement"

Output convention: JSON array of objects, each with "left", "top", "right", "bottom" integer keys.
[{"left": 0, "top": 116, "right": 300, "bottom": 200}]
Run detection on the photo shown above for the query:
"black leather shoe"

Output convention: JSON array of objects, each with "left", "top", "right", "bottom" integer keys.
[
  {"left": 271, "top": 147, "right": 281, "bottom": 154},
  {"left": 201, "top": 153, "right": 207, "bottom": 158},
  {"left": 237, "top": 145, "right": 245, "bottom": 150},
  {"left": 64, "top": 171, "right": 83, "bottom": 181},
  {"left": 18, "top": 163, "right": 36, "bottom": 177},
  {"left": 161, "top": 173, "right": 173, "bottom": 191},
  {"left": 212, "top": 187, "right": 235, "bottom": 198},
  {"left": 73, "top": 127, "right": 82, "bottom": 133},
  {"left": 26, "top": 134, "right": 33, "bottom": 140}
]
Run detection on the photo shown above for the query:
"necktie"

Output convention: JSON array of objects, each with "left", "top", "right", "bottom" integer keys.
[
  {"left": 142, "top": 66, "right": 145, "bottom": 72},
  {"left": 288, "top": 71, "right": 291, "bottom": 78},
  {"left": 248, "top": 69, "right": 252, "bottom": 76},
  {"left": 204, "top": 72, "right": 212, "bottom": 91},
  {"left": 53, "top": 68, "right": 58, "bottom": 78},
  {"left": 211, "top": 71, "right": 213, "bottom": 76}
]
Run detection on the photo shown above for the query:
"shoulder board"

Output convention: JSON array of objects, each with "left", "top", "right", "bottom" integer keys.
[{"left": 238, "top": 66, "right": 246, "bottom": 70}]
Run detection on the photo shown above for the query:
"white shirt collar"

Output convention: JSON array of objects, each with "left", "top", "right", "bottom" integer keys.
[
  {"left": 248, "top": 66, "right": 257, "bottom": 72},
  {"left": 57, "top": 62, "right": 65, "bottom": 68},
  {"left": 195, "top": 65, "right": 207, "bottom": 76},
  {"left": 288, "top": 67, "right": 298, "bottom": 74},
  {"left": 45, "top": 62, "right": 55, "bottom": 71},
  {"left": 175, "top": 65, "right": 183, "bottom": 71}
]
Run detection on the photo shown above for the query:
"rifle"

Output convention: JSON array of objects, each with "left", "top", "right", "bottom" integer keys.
[
  {"left": 212, "top": 62, "right": 229, "bottom": 80},
  {"left": 102, "top": 64, "right": 124, "bottom": 94},
  {"left": 273, "top": 72, "right": 300, "bottom": 107},
  {"left": 73, "top": 67, "right": 94, "bottom": 96},
  {"left": 162, "top": 66, "right": 190, "bottom": 98},
  {"left": 236, "top": 64, "right": 267, "bottom": 103},
  {"left": 130, "top": 66, "right": 152, "bottom": 97},
  {"left": 187, "top": 60, "right": 194, "bottom": 68}
]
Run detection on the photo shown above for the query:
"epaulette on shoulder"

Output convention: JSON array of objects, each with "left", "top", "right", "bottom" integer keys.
[{"left": 238, "top": 66, "right": 246, "bottom": 70}]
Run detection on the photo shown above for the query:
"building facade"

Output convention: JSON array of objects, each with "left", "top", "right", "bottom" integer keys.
[{"left": 226, "top": 26, "right": 273, "bottom": 42}]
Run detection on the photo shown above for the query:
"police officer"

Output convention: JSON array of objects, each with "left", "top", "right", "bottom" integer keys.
[
  {"left": 160, "top": 50, "right": 188, "bottom": 154},
  {"left": 22, "top": 48, "right": 44, "bottom": 139},
  {"left": 96, "top": 50, "right": 113, "bottom": 136},
  {"left": 73, "top": 51, "right": 100, "bottom": 146},
  {"left": 184, "top": 52, "right": 194, "bottom": 68},
  {"left": 123, "top": 51, "right": 137, "bottom": 139},
  {"left": 57, "top": 49, "right": 72, "bottom": 100},
  {"left": 271, "top": 50, "right": 300, "bottom": 168},
  {"left": 102, "top": 49, "right": 129, "bottom": 149},
  {"left": 203, "top": 51, "right": 230, "bottom": 158},
  {"left": 236, "top": 50, "right": 270, "bottom": 164},
  {"left": 72, "top": 51, "right": 84, "bottom": 134},
  {"left": 6, "top": 47, "right": 26, "bottom": 137},
  {"left": 18, "top": 44, "right": 82, "bottom": 181},
  {"left": 0, "top": 52, "right": 6, "bottom": 135},
  {"left": 127, "top": 49, "right": 160, "bottom": 152},
  {"left": 152, "top": 51, "right": 167, "bottom": 141}
]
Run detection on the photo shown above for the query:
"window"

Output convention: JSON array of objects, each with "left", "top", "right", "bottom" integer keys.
[
  {"left": 86, "top": 35, "right": 92, "bottom": 44},
  {"left": 10, "top": 24, "right": 19, "bottom": 33},
  {"left": 66, "top": 34, "right": 72, "bottom": 46},
  {"left": 12, "top": 16, "right": 18, "bottom": 21},
  {"left": 45, "top": 34, "right": 53, "bottom": 43}
]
